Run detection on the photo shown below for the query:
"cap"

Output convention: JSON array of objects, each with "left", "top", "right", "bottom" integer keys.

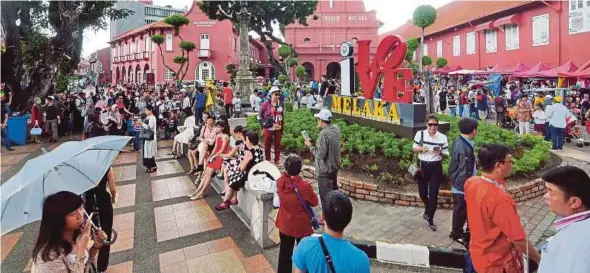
[
  {"left": 314, "top": 109, "right": 332, "bottom": 121},
  {"left": 269, "top": 86, "right": 280, "bottom": 94},
  {"left": 554, "top": 96, "right": 562, "bottom": 103}
]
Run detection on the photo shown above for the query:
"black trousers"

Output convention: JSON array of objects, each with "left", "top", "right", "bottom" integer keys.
[
  {"left": 418, "top": 161, "right": 442, "bottom": 221},
  {"left": 451, "top": 193, "right": 468, "bottom": 235},
  {"left": 224, "top": 104, "right": 233, "bottom": 118},
  {"left": 317, "top": 170, "right": 338, "bottom": 208},
  {"left": 277, "top": 232, "right": 303, "bottom": 273},
  {"left": 84, "top": 191, "right": 113, "bottom": 272}
]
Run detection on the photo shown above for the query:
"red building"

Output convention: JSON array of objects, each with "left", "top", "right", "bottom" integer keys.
[
  {"left": 380, "top": 1, "right": 590, "bottom": 71},
  {"left": 109, "top": 2, "right": 270, "bottom": 85},
  {"left": 89, "top": 47, "right": 112, "bottom": 85},
  {"left": 285, "top": 0, "right": 381, "bottom": 81}
]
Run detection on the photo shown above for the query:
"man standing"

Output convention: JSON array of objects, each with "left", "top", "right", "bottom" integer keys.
[
  {"left": 319, "top": 75, "right": 330, "bottom": 98},
  {"left": 545, "top": 97, "right": 568, "bottom": 150},
  {"left": 538, "top": 166, "right": 590, "bottom": 273},
  {"left": 1, "top": 100, "right": 14, "bottom": 151},
  {"left": 448, "top": 118, "right": 478, "bottom": 245},
  {"left": 495, "top": 92, "right": 508, "bottom": 127},
  {"left": 182, "top": 90, "right": 191, "bottom": 109},
  {"left": 304, "top": 109, "right": 341, "bottom": 207},
  {"left": 222, "top": 82, "right": 234, "bottom": 118},
  {"left": 476, "top": 90, "right": 488, "bottom": 121},
  {"left": 193, "top": 87, "right": 206, "bottom": 125},
  {"left": 292, "top": 191, "right": 370, "bottom": 273},
  {"left": 44, "top": 96, "right": 61, "bottom": 143},
  {"left": 465, "top": 144, "right": 541, "bottom": 273}
]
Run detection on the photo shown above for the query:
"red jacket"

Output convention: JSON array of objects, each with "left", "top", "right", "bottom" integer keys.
[
  {"left": 275, "top": 173, "right": 319, "bottom": 238},
  {"left": 30, "top": 104, "right": 44, "bottom": 128}
]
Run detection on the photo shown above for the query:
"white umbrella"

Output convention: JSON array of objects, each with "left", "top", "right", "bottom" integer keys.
[{"left": 0, "top": 136, "right": 131, "bottom": 235}]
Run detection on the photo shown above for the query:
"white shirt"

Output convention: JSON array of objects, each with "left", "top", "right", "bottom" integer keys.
[
  {"left": 249, "top": 94, "right": 257, "bottom": 110},
  {"left": 182, "top": 97, "right": 191, "bottom": 109},
  {"left": 413, "top": 130, "right": 449, "bottom": 162},
  {"left": 532, "top": 110, "right": 547, "bottom": 124},
  {"left": 538, "top": 213, "right": 590, "bottom": 273}
]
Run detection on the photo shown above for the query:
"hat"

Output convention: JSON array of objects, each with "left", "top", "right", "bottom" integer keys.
[
  {"left": 47, "top": 96, "right": 55, "bottom": 101},
  {"left": 545, "top": 95, "right": 553, "bottom": 99},
  {"left": 269, "top": 86, "right": 280, "bottom": 94},
  {"left": 314, "top": 109, "right": 332, "bottom": 121}
]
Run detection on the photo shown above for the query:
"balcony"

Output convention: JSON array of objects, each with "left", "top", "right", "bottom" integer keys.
[
  {"left": 135, "top": 53, "right": 141, "bottom": 59},
  {"left": 143, "top": 51, "right": 149, "bottom": 59},
  {"left": 198, "top": 48, "right": 210, "bottom": 58},
  {"left": 121, "top": 55, "right": 127, "bottom": 62},
  {"left": 128, "top": 54, "right": 135, "bottom": 61},
  {"left": 113, "top": 57, "right": 119, "bottom": 63}
]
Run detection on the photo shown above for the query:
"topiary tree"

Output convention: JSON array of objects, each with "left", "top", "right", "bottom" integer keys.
[
  {"left": 278, "top": 45, "right": 292, "bottom": 59},
  {"left": 421, "top": 56, "right": 433, "bottom": 66},
  {"left": 295, "top": 65, "right": 306, "bottom": 80},
  {"left": 287, "top": 57, "right": 298, "bottom": 68},
  {"left": 412, "top": 5, "right": 437, "bottom": 72},
  {"left": 278, "top": 74, "right": 288, "bottom": 84},
  {"left": 151, "top": 14, "right": 195, "bottom": 83},
  {"left": 226, "top": 64, "right": 237, "bottom": 82},
  {"left": 435, "top": 57, "right": 448, "bottom": 68}
]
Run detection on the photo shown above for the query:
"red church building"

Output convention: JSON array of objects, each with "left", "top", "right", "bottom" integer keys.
[
  {"left": 285, "top": 0, "right": 381, "bottom": 81},
  {"left": 380, "top": 0, "right": 590, "bottom": 71},
  {"left": 109, "top": 2, "right": 270, "bottom": 85}
]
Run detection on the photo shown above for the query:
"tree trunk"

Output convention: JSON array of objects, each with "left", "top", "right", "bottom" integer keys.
[{"left": 1, "top": 1, "right": 27, "bottom": 111}]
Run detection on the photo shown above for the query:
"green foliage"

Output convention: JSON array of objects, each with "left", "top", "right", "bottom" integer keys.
[
  {"left": 287, "top": 57, "right": 298, "bottom": 67},
  {"left": 278, "top": 74, "right": 288, "bottom": 84},
  {"left": 151, "top": 34, "right": 164, "bottom": 44},
  {"left": 226, "top": 63, "right": 237, "bottom": 81},
  {"left": 226, "top": 64, "right": 237, "bottom": 71},
  {"left": 164, "top": 14, "right": 190, "bottom": 35},
  {"left": 295, "top": 65, "right": 306, "bottom": 79},
  {"left": 407, "top": 38, "right": 420, "bottom": 52},
  {"left": 421, "top": 55, "right": 432, "bottom": 66},
  {"left": 412, "top": 5, "right": 437, "bottom": 29},
  {"left": 179, "top": 41, "right": 196, "bottom": 51},
  {"left": 284, "top": 102, "right": 294, "bottom": 112},
  {"left": 436, "top": 57, "right": 448, "bottom": 68},
  {"left": 405, "top": 51, "right": 414, "bottom": 62},
  {"left": 173, "top": 56, "right": 188, "bottom": 64},
  {"left": 55, "top": 73, "right": 72, "bottom": 93},
  {"left": 249, "top": 63, "right": 259, "bottom": 72},
  {"left": 407, "top": 63, "right": 420, "bottom": 74},
  {"left": 278, "top": 45, "right": 293, "bottom": 59}
]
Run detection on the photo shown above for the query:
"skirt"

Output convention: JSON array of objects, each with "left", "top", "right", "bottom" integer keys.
[{"left": 143, "top": 157, "right": 157, "bottom": 169}]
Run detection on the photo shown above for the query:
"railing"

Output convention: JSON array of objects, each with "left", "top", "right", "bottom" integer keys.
[
  {"left": 128, "top": 54, "right": 134, "bottom": 61},
  {"left": 113, "top": 57, "right": 119, "bottom": 63},
  {"left": 143, "top": 51, "right": 149, "bottom": 59},
  {"left": 198, "top": 48, "right": 210, "bottom": 58},
  {"left": 121, "top": 55, "right": 127, "bottom": 62},
  {"left": 135, "top": 53, "right": 141, "bottom": 59}
]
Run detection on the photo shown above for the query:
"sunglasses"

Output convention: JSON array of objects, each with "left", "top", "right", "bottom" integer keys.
[{"left": 427, "top": 123, "right": 439, "bottom": 127}]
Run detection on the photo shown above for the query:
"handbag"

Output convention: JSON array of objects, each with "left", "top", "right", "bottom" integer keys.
[
  {"left": 290, "top": 178, "right": 320, "bottom": 230},
  {"left": 188, "top": 135, "right": 200, "bottom": 150},
  {"left": 319, "top": 236, "right": 337, "bottom": 273},
  {"left": 260, "top": 116, "right": 274, "bottom": 129},
  {"left": 139, "top": 120, "right": 154, "bottom": 140},
  {"left": 407, "top": 130, "right": 424, "bottom": 179},
  {"left": 30, "top": 124, "right": 42, "bottom": 136}
]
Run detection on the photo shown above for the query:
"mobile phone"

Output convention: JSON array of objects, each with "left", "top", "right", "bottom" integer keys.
[
  {"left": 433, "top": 146, "right": 441, "bottom": 152},
  {"left": 301, "top": 130, "right": 310, "bottom": 140}
]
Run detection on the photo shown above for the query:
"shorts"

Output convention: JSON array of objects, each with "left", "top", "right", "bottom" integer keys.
[
  {"left": 534, "top": 123, "right": 545, "bottom": 133},
  {"left": 207, "top": 144, "right": 214, "bottom": 153}
]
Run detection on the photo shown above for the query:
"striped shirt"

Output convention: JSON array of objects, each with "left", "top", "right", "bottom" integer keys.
[{"left": 413, "top": 130, "right": 449, "bottom": 162}]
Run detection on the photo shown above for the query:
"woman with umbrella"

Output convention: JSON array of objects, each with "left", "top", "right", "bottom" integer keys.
[
  {"left": 31, "top": 191, "right": 107, "bottom": 272},
  {"left": 136, "top": 105, "right": 158, "bottom": 173}
]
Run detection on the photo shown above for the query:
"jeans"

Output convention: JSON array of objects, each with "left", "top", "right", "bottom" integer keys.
[
  {"left": 544, "top": 122, "right": 551, "bottom": 141},
  {"left": 1, "top": 127, "right": 12, "bottom": 149},
  {"left": 550, "top": 125, "right": 565, "bottom": 150},
  {"left": 451, "top": 193, "right": 467, "bottom": 235},
  {"left": 458, "top": 104, "right": 465, "bottom": 117},
  {"left": 133, "top": 131, "right": 141, "bottom": 151},
  {"left": 195, "top": 107, "right": 204, "bottom": 125},
  {"left": 277, "top": 232, "right": 303, "bottom": 273},
  {"left": 317, "top": 171, "right": 338, "bottom": 208},
  {"left": 224, "top": 104, "right": 233, "bottom": 118},
  {"left": 418, "top": 161, "right": 442, "bottom": 221},
  {"left": 449, "top": 106, "right": 457, "bottom": 117},
  {"left": 263, "top": 128, "right": 282, "bottom": 163}
]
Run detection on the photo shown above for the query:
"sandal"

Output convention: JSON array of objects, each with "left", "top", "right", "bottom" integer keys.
[
  {"left": 187, "top": 169, "right": 195, "bottom": 175},
  {"left": 230, "top": 199, "right": 238, "bottom": 205},
  {"left": 186, "top": 191, "right": 198, "bottom": 198},
  {"left": 190, "top": 193, "right": 205, "bottom": 200},
  {"left": 214, "top": 201, "right": 231, "bottom": 211},
  {"left": 148, "top": 168, "right": 158, "bottom": 173}
]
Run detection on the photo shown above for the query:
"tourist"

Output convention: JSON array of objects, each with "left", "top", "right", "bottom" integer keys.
[
  {"left": 137, "top": 105, "right": 157, "bottom": 173},
  {"left": 412, "top": 114, "right": 448, "bottom": 231},
  {"left": 532, "top": 103, "right": 547, "bottom": 136},
  {"left": 465, "top": 144, "right": 541, "bottom": 273},
  {"left": 447, "top": 88, "right": 457, "bottom": 117},
  {"left": 169, "top": 107, "right": 196, "bottom": 158},
  {"left": 222, "top": 82, "right": 234, "bottom": 118},
  {"left": 459, "top": 90, "right": 468, "bottom": 117},
  {"left": 232, "top": 92, "right": 242, "bottom": 118},
  {"left": 30, "top": 97, "right": 44, "bottom": 144},
  {"left": 44, "top": 96, "right": 60, "bottom": 143},
  {"left": 1, "top": 100, "right": 13, "bottom": 151},
  {"left": 494, "top": 92, "right": 508, "bottom": 127},
  {"left": 516, "top": 96, "right": 533, "bottom": 135},
  {"left": 249, "top": 89, "right": 259, "bottom": 112},
  {"left": 188, "top": 119, "right": 230, "bottom": 200},
  {"left": 194, "top": 87, "right": 207, "bottom": 125},
  {"left": 215, "top": 131, "right": 264, "bottom": 211},
  {"left": 182, "top": 90, "right": 191, "bottom": 109},
  {"left": 260, "top": 87, "right": 284, "bottom": 167},
  {"left": 163, "top": 108, "right": 178, "bottom": 140},
  {"left": 438, "top": 87, "right": 448, "bottom": 114},
  {"left": 292, "top": 191, "right": 370, "bottom": 273},
  {"left": 72, "top": 92, "right": 86, "bottom": 133},
  {"left": 107, "top": 105, "right": 123, "bottom": 136},
  {"left": 275, "top": 154, "right": 319, "bottom": 273},
  {"left": 190, "top": 113, "right": 216, "bottom": 175},
  {"left": 448, "top": 118, "right": 478, "bottom": 245},
  {"left": 304, "top": 109, "right": 341, "bottom": 208},
  {"left": 538, "top": 166, "right": 590, "bottom": 273},
  {"left": 546, "top": 97, "right": 568, "bottom": 150},
  {"left": 31, "top": 191, "right": 107, "bottom": 273},
  {"left": 476, "top": 90, "right": 488, "bottom": 121},
  {"left": 319, "top": 75, "right": 329, "bottom": 98},
  {"left": 83, "top": 167, "right": 117, "bottom": 273}
]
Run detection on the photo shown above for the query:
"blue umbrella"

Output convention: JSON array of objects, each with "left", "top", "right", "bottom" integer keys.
[{"left": 0, "top": 136, "right": 131, "bottom": 235}]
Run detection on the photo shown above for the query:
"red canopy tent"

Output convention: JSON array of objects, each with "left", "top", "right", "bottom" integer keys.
[
  {"left": 474, "top": 63, "right": 510, "bottom": 75},
  {"left": 434, "top": 66, "right": 452, "bottom": 74},
  {"left": 532, "top": 61, "right": 578, "bottom": 77},
  {"left": 504, "top": 62, "right": 530, "bottom": 74},
  {"left": 514, "top": 62, "right": 550, "bottom": 77},
  {"left": 559, "top": 60, "right": 590, "bottom": 78},
  {"left": 449, "top": 65, "right": 463, "bottom": 72}
]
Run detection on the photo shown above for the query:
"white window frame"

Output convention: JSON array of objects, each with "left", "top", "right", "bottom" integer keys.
[
  {"left": 422, "top": 44, "right": 428, "bottom": 57},
  {"left": 466, "top": 32, "right": 476, "bottom": 55},
  {"left": 436, "top": 40, "right": 443, "bottom": 58},
  {"left": 504, "top": 24, "right": 520, "bottom": 50},
  {"left": 136, "top": 39, "right": 141, "bottom": 52},
  {"left": 130, "top": 41, "right": 134, "bottom": 54},
  {"left": 144, "top": 36, "right": 150, "bottom": 52},
  {"left": 453, "top": 35, "right": 461, "bottom": 56},
  {"left": 166, "top": 34, "right": 173, "bottom": 52},
  {"left": 164, "top": 69, "right": 174, "bottom": 80},
  {"left": 485, "top": 29, "right": 497, "bottom": 53},
  {"left": 532, "top": 14, "right": 549, "bottom": 46}
]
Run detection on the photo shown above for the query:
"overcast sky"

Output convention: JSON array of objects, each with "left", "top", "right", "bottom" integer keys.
[{"left": 82, "top": 0, "right": 453, "bottom": 58}]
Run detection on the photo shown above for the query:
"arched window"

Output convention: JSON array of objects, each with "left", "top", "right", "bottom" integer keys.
[
  {"left": 195, "top": 61, "right": 216, "bottom": 81},
  {"left": 303, "top": 38, "right": 311, "bottom": 43}
]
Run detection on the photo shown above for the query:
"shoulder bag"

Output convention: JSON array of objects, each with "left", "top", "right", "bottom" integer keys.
[
  {"left": 30, "top": 124, "right": 42, "bottom": 136},
  {"left": 318, "top": 236, "right": 337, "bottom": 273},
  {"left": 407, "top": 130, "right": 424, "bottom": 179},
  {"left": 290, "top": 178, "right": 320, "bottom": 230},
  {"left": 139, "top": 118, "right": 154, "bottom": 140}
]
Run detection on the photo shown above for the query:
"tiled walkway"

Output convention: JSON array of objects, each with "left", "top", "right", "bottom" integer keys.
[{"left": 0, "top": 138, "right": 276, "bottom": 273}]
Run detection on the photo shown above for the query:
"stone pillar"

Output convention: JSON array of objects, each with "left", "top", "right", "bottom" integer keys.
[{"left": 234, "top": 3, "right": 256, "bottom": 99}]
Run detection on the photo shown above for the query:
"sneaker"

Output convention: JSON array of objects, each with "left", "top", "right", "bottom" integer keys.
[
  {"left": 427, "top": 220, "right": 437, "bottom": 231},
  {"left": 449, "top": 232, "right": 466, "bottom": 245},
  {"left": 422, "top": 213, "right": 428, "bottom": 220}
]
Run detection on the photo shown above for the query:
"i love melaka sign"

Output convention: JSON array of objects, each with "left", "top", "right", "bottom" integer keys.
[{"left": 328, "top": 35, "right": 416, "bottom": 124}]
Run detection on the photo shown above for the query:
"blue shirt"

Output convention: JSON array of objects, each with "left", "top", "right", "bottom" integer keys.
[
  {"left": 194, "top": 93, "right": 206, "bottom": 108},
  {"left": 538, "top": 215, "right": 590, "bottom": 273},
  {"left": 451, "top": 135, "right": 476, "bottom": 195},
  {"left": 545, "top": 103, "right": 569, "bottom": 128},
  {"left": 293, "top": 234, "right": 370, "bottom": 273}
]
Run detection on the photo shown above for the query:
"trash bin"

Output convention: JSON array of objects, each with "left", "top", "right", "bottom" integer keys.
[{"left": 7, "top": 115, "right": 30, "bottom": 145}]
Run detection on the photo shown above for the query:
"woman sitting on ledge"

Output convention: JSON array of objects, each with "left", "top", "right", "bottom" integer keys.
[{"left": 168, "top": 107, "right": 196, "bottom": 158}]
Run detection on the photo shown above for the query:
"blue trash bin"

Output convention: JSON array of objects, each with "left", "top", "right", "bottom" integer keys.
[{"left": 7, "top": 115, "right": 30, "bottom": 145}]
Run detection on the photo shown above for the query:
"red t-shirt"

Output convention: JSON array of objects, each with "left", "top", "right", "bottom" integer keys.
[{"left": 223, "top": 87, "right": 234, "bottom": 105}]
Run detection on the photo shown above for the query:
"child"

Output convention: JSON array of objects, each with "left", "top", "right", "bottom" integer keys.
[
  {"left": 232, "top": 92, "right": 242, "bottom": 118},
  {"left": 132, "top": 116, "right": 143, "bottom": 151},
  {"left": 532, "top": 103, "right": 547, "bottom": 136}
]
